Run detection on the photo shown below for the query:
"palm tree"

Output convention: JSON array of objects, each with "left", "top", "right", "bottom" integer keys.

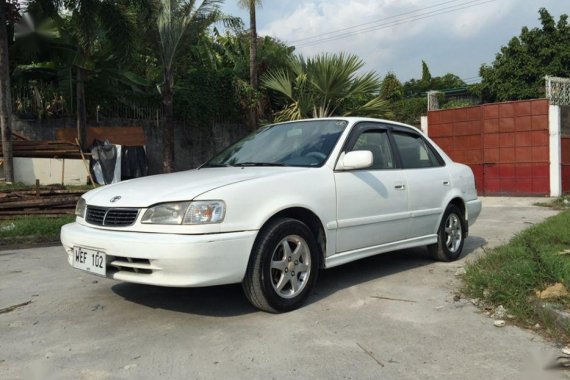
[
  {"left": 0, "top": 0, "right": 14, "bottom": 182},
  {"left": 156, "top": 0, "right": 222, "bottom": 173},
  {"left": 263, "top": 53, "right": 393, "bottom": 122},
  {"left": 237, "top": 0, "right": 261, "bottom": 130}
]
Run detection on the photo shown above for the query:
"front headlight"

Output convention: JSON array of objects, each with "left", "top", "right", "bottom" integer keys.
[
  {"left": 141, "top": 201, "right": 226, "bottom": 225},
  {"left": 75, "top": 197, "right": 86, "bottom": 218}
]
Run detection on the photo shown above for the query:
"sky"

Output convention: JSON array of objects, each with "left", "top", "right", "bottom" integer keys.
[{"left": 221, "top": 0, "right": 568, "bottom": 84}]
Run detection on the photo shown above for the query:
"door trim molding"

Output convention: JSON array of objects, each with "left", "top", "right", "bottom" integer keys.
[{"left": 337, "top": 211, "right": 411, "bottom": 229}]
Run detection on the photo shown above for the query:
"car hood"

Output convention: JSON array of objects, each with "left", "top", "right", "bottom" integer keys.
[{"left": 83, "top": 167, "right": 308, "bottom": 208}]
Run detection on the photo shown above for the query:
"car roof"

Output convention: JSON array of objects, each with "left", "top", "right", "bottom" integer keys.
[{"left": 272, "top": 117, "right": 419, "bottom": 133}]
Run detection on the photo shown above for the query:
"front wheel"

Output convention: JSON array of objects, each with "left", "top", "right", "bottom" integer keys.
[
  {"left": 428, "top": 204, "right": 466, "bottom": 262},
  {"left": 242, "top": 218, "right": 320, "bottom": 313}
]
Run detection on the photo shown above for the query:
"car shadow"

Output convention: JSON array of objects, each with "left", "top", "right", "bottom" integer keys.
[
  {"left": 310, "top": 235, "right": 486, "bottom": 305},
  {"left": 111, "top": 282, "right": 257, "bottom": 317},
  {"left": 111, "top": 235, "right": 486, "bottom": 317}
]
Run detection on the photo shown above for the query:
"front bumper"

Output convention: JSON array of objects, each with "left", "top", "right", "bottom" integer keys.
[{"left": 61, "top": 223, "right": 257, "bottom": 287}]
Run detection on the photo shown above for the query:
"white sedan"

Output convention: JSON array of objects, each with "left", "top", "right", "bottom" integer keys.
[{"left": 61, "top": 117, "right": 481, "bottom": 312}]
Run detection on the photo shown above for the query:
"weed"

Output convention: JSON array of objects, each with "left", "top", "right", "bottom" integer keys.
[
  {"left": 0, "top": 215, "right": 75, "bottom": 245},
  {"left": 463, "top": 210, "right": 570, "bottom": 341},
  {"left": 534, "top": 195, "right": 570, "bottom": 210}
]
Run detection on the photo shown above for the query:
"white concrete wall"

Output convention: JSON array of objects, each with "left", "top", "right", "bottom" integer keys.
[
  {"left": 14, "top": 157, "right": 89, "bottom": 186},
  {"left": 549, "top": 105, "right": 562, "bottom": 197}
]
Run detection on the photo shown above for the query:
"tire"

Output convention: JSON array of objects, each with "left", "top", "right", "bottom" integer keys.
[
  {"left": 428, "top": 204, "right": 466, "bottom": 262},
  {"left": 242, "top": 218, "right": 321, "bottom": 313}
]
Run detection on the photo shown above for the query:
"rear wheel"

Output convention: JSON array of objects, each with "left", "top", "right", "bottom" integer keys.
[
  {"left": 428, "top": 204, "right": 465, "bottom": 262},
  {"left": 242, "top": 218, "right": 320, "bottom": 313}
]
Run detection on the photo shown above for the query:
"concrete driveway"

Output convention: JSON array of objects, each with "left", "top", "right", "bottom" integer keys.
[{"left": 0, "top": 197, "right": 566, "bottom": 380}]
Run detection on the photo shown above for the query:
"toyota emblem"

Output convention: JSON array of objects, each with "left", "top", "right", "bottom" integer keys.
[{"left": 110, "top": 196, "right": 122, "bottom": 203}]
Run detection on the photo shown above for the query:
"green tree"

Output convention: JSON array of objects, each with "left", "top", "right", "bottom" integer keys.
[
  {"left": 391, "top": 97, "right": 427, "bottom": 125},
  {"left": 211, "top": 31, "right": 293, "bottom": 86},
  {"left": 477, "top": 8, "right": 570, "bottom": 102},
  {"left": 262, "top": 53, "right": 392, "bottom": 121},
  {"left": 212, "top": 31, "right": 293, "bottom": 122},
  {"left": 156, "top": 0, "right": 222, "bottom": 172},
  {"left": 69, "top": 0, "right": 138, "bottom": 148},
  {"left": 396, "top": 64, "right": 467, "bottom": 125},
  {"left": 12, "top": 1, "right": 151, "bottom": 124},
  {"left": 403, "top": 61, "right": 466, "bottom": 96},
  {"left": 380, "top": 72, "right": 403, "bottom": 101},
  {"left": 421, "top": 60, "right": 431, "bottom": 83},
  {"left": 24, "top": 0, "right": 140, "bottom": 148},
  {"left": 431, "top": 73, "right": 465, "bottom": 90}
]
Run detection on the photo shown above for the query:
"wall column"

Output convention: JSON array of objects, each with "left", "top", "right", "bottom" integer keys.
[
  {"left": 420, "top": 116, "right": 428, "bottom": 135},
  {"left": 549, "top": 104, "right": 562, "bottom": 197}
]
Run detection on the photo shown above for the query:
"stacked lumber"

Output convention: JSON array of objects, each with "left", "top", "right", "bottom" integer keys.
[
  {"left": 0, "top": 140, "right": 84, "bottom": 159},
  {"left": 0, "top": 185, "right": 85, "bottom": 219}
]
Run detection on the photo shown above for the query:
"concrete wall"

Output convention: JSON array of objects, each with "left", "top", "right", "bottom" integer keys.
[
  {"left": 14, "top": 157, "right": 89, "bottom": 186},
  {"left": 11, "top": 116, "right": 249, "bottom": 175},
  {"left": 12, "top": 117, "right": 75, "bottom": 141}
]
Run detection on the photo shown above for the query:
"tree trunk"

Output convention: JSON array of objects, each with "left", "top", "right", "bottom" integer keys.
[
  {"left": 162, "top": 70, "right": 174, "bottom": 173},
  {"left": 0, "top": 0, "right": 14, "bottom": 183},
  {"left": 76, "top": 66, "right": 87, "bottom": 150},
  {"left": 249, "top": 2, "right": 258, "bottom": 92},
  {"left": 248, "top": 1, "right": 258, "bottom": 131}
]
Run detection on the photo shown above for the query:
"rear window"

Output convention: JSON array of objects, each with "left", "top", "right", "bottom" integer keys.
[{"left": 392, "top": 132, "right": 443, "bottom": 169}]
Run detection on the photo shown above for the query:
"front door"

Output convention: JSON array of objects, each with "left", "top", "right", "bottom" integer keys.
[{"left": 334, "top": 125, "right": 409, "bottom": 253}]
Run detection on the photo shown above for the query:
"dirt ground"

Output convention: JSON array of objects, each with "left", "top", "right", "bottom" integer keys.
[{"left": 0, "top": 197, "right": 567, "bottom": 380}]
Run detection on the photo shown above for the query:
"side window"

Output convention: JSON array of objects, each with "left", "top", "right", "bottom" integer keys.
[
  {"left": 392, "top": 132, "right": 442, "bottom": 169},
  {"left": 350, "top": 130, "right": 394, "bottom": 170}
]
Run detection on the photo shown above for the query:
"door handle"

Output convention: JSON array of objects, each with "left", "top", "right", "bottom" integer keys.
[
  {"left": 443, "top": 181, "right": 450, "bottom": 186},
  {"left": 394, "top": 184, "right": 406, "bottom": 190}
]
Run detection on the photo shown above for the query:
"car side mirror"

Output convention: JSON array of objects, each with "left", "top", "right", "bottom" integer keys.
[{"left": 335, "top": 150, "right": 373, "bottom": 171}]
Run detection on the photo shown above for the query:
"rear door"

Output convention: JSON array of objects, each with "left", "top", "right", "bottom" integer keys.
[
  {"left": 334, "top": 123, "right": 409, "bottom": 253},
  {"left": 390, "top": 129, "right": 450, "bottom": 238}
]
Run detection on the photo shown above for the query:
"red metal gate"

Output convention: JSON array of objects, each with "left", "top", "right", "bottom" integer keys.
[{"left": 428, "top": 99, "right": 550, "bottom": 196}]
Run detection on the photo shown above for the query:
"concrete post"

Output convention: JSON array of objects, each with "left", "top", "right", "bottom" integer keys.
[
  {"left": 420, "top": 116, "right": 429, "bottom": 136},
  {"left": 549, "top": 105, "right": 562, "bottom": 197}
]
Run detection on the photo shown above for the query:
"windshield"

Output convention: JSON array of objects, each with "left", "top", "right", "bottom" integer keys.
[{"left": 203, "top": 119, "right": 348, "bottom": 168}]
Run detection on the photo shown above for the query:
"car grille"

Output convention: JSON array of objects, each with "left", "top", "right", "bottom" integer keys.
[{"left": 85, "top": 206, "right": 139, "bottom": 227}]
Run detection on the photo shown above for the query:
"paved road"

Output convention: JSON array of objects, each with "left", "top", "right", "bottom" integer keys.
[{"left": 0, "top": 198, "right": 566, "bottom": 380}]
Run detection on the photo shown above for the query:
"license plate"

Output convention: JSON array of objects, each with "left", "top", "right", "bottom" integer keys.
[{"left": 73, "top": 247, "right": 106, "bottom": 276}]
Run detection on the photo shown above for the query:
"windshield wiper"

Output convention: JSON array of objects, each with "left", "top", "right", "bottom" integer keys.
[
  {"left": 234, "top": 162, "right": 287, "bottom": 167},
  {"left": 200, "top": 163, "right": 233, "bottom": 168}
]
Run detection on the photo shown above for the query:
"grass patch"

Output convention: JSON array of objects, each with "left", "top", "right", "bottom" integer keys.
[
  {"left": 534, "top": 195, "right": 570, "bottom": 210},
  {"left": 0, "top": 182, "right": 90, "bottom": 246},
  {"left": 0, "top": 182, "right": 30, "bottom": 191},
  {"left": 0, "top": 182, "right": 95, "bottom": 192},
  {"left": 463, "top": 209, "right": 570, "bottom": 341},
  {"left": 0, "top": 215, "right": 75, "bottom": 246}
]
